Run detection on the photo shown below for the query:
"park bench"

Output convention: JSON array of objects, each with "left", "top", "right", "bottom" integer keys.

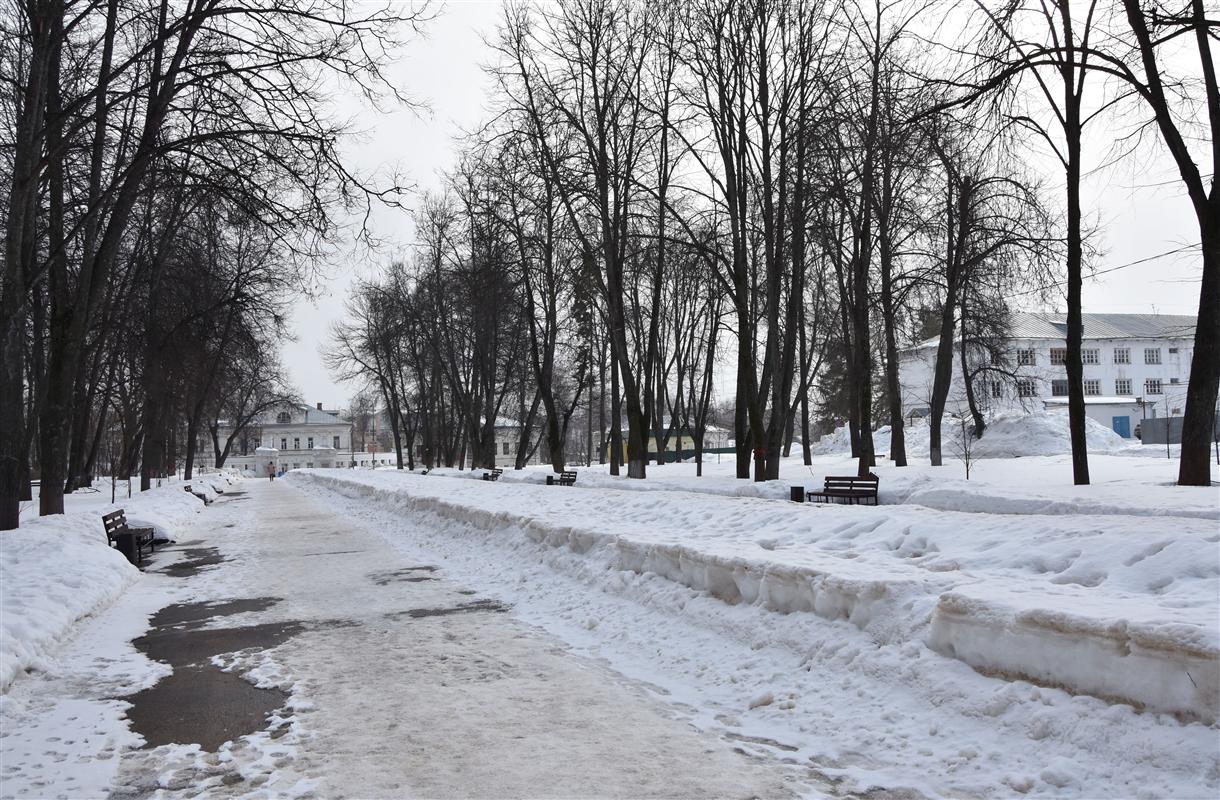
[
  {"left": 806, "top": 473, "right": 879, "bottom": 506},
  {"left": 557, "top": 470, "right": 577, "bottom": 486},
  {"left": 482, "top": 468, "right": 503, "bottom": 481},
  {"left": 102, "top": 509, "right": 156, "bottom": 565},
  {"left": 183, "top": 484, "right": 210, "bottom": 504}
]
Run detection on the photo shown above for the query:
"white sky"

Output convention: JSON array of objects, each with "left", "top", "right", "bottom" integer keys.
[{"left": 281, "top": 0, "right": 1204, "bottom": 410}]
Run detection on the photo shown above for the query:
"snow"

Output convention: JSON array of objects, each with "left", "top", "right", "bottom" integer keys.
[
  {"left": 814, "top": 410, "right": 1135, "bottom": 460},
  {"left": 288, "top": 462, "right": 1218, "bottom": 797},
  {"left": 290, "top": 466, "right": 1219, "bottom": 724},
  {"left": 1, "top": 483, "right": 206, "bottom": 694}
]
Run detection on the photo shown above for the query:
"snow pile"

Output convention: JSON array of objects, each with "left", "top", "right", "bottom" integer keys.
[
  {"left": 291, "top": 469, "right": 1219, "bottom": 723},
  {"left": 1, "top": 485, "right": 204, "bottom": 693},
  {"left": 815, "top": 411, "right": 1134, "bottom": 459},
  {"left": 121, "top": 482, "right": 207, "bottom": 540},
  {"left": 0, "top": 513, "right": 137, "bottom": 693},
  {"left": 972, "top": 411, "right": 1130, "bottom": 458}
]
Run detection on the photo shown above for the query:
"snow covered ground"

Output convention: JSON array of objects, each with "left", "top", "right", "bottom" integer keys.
[
  {"left": 1, "top": 478, "right": 217, "bottom": 695},
  {"left": 290, "top": 445, "right": 1218, "bottom": 797},
  {"left": 1, "top": 435, "right": 1216, "bottom": 798}
]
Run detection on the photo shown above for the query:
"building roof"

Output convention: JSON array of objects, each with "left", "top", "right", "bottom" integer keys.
[
  {"left": 1007, "top": 312, "right": 1196, "bottom": 340},
  {"left": 907, "top": 312, "right": 1196, "bottom": 350}
]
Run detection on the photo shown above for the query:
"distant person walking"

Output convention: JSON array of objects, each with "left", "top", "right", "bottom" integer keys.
[{"left": 267, "top": 461, "right": 276, "bottom": 482}]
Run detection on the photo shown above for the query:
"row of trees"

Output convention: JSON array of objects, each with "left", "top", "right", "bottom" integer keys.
[
  {"left": 0, "top": 0, "right": 428, "bottom": 529},
  {"left": 332, "top": 0, "right": 1215, "bottom": 487}
]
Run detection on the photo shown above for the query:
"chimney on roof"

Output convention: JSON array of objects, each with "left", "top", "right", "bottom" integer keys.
[{"left": 316, "top": 402, "right": 322, "bottom": 410}]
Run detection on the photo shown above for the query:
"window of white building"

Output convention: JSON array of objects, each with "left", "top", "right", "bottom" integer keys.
[
  {"left": 1050, "top": 348, "right": 1067, "bottom": 365},
  {"left": 1145, "top": 348, "right": 1161, "bottom": 365},
  {"left": 293, "top": 437, "right": 300, "bottom": 449},
  {"left": 1017, "top": 349, "right": 1035, "bottom": 366},
  {"left": 307, "top": 437, "right": 313, "bottom": 449},
  {"left": 1113, "top": 348, "right": 1130, "bottom": 364},
  {"left": 1115, "top": 378, "right": 1132, "bottom": 395},
  {"left": 1145, "top": 379, "right": 1163, "bottom": 395},
  {"left": 1083, "top": 379, "right": 1100, "bottom": 395},
  {"left": 280, "top": 437, "right": 287, "bottom": 450},
  {"left": 333, "top": 435, "right": 341, "bottom": 449},
  {"left": 1082, "top": 349, "right": 1099, "bottom": 364},
  {"left": 992, "top": 381, "right": 1003, "bottom": 398},
  {"left": 1051, "top": 379, "right": 1068, "bottom": 396},
  {"left": 1017, "top": 379, "right": 1037, "bottom": 397},
  {"left": 277, "top": 411, "right": 291, "bottom": 423},
  {"left": 503, "top": 441, "right": 511, "bottom": 455}
]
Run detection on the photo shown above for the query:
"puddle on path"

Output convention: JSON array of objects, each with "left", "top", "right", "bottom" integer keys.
[
  {"left": 125, "top": 600, "right": 311, "bottom": 753},
  {"left": 386, "top": 599, "right": 511, "bottom": 619},
  {"left": 134, "top": 621, "right": 307, "bottom": 667},
  {"left": 370, "top": 566, "right": 439, "bottom": 585},
  {"left": 124, "top": 666, "right": 288, "bottom": 751},
  {"left": 157, "top": 547, "right": 229, "bottom": 578},
  {"left": 149, "top": 597, "right": 283, "bottom": 630}
]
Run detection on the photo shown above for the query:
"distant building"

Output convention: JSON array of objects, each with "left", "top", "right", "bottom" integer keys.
[
  {"left": 198, "top": 401, "right": 397, "bottom": 472},
  {"left": 899, "top": 312, "right": 1198, "bottom": 439}
]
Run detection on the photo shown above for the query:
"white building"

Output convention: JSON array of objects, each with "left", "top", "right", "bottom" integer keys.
[
  {"left": 201, "top": 402, "right": 382, "bottom": 474},
  {"left": 899, "top": 313, "right": 1198, "bottom": 439}
]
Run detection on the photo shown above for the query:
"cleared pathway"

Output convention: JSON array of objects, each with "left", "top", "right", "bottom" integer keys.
[{"left": 4, "top": 478, "right": 807, "bottom": 798}]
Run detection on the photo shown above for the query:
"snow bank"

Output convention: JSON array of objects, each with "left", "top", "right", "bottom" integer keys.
[
  {"left": 1, "top": 485, "right": 204, "bottom": 693},
  {"left": 815, "top": 411, "right": 1134, "bottom": 459},
  {"left": 1, "top": 513, "right": 136, "bottom": 692},
  {"left": 291, "top": 470, "right": 1219, "bottom": 722},
  {"left": 121, "top": 483, "right": 207, "bottom": 541}
]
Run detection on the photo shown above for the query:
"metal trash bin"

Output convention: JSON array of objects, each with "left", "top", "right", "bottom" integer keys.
[
  {"left": 790, "top": 486, "right": 806, "bottom": 503},
  {"left": 546, "top": 475, "right": 554, "bottom": 486},
  {"left": 115, "top": 532, "right": 138, "bottom": 564}
]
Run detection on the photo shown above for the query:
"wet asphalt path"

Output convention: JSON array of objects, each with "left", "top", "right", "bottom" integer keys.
[{"left": 106, "top": 478, "right": 806, "bottom": 798}]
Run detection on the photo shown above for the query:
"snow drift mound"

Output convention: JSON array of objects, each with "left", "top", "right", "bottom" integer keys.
[
  {"left": 971, "top": 411, "right": 1130, "bottom": 458},
  {"left": 0, "top": 513, "right": 138, "bottom": 693},
  {"left": 815, "top": 412, "right": 1132, "bottom": 459}
]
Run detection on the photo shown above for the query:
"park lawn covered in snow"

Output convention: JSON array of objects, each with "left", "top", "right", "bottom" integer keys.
[{"left": 0, "top": 474, "right": 234, "bottom": 695}]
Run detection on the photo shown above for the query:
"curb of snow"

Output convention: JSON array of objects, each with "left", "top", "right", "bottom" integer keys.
[
  {"left": 292, "top": 470, "right": 1219, "bottom": 723},
  {"left": 1, "top": 484, "right": 208, "bottom": 694}
]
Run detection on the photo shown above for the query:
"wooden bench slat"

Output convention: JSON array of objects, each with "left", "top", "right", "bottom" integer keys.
[
  {"left": 807, "top": 472, "right": 879, "bottom": 506},
  {"left": 101, "top": 509, "right": 156, "bottom": 565}
]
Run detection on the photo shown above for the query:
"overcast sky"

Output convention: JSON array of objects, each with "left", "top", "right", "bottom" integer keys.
[{"left": 280, "top": 0, "right": 1204, "bottom": 411}]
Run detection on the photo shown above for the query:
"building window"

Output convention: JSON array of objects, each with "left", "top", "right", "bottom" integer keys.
[
  {"left": 1051, "top": 379, "right": 1069, "bottom": 397},
  {"left": 1170, "top": 377, "right": 1180, "bottom": 384},
  {"left": 1145, "top": 379, "right": 1163, "bottom": 395},
  {"left": 1115, "top": 378, "right": 1132, "bottom": 395},
  {"left": 992, "top": 381, "right": 1003, "bottom": 399},
  {"left": 1017, "top": 349, "right": 1035, "bottom": 366},
  {"left": 1082, "top": 349, "right": 1099, "bottom": 364},
  {"left": 333, "top": 435, "right": 341, "bottom": 449},
  {"left": 277, "top": 411, "right": 291, "bottom": 424},
  {"left": 502, "top": 441, "right": 510, "bottom": 455},
  {"left": 1168, "top": 347, "right": 1178, "bottom": 354},
  {"left": 1017, "top": 379, "right": 1037, "bottom": 397},
  {"left": 1083, "top": 379, "right": 1100, "bottom": 396},
  {"left": 1145, "top": 348, "right": 1161, "bottom": 365},
  {"left": 308, "top": 437, "right": 314, "bottom": 449},
  {"left": 280, "top": 437, "right": 287, "bottom": 450},
  {"left": 1113, "top": 348, "right": 1130, "bottom": 364},
  {"left": 1050, "top": 347, "right": 1067, "bottom": 366},
  {"left": 293, "top": 437, "right": 300, "bottom": 450}
]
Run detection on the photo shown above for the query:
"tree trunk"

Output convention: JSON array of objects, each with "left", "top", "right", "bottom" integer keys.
[{"left": 1179, "top": 218, "right": 1219, "bottom": 485}]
